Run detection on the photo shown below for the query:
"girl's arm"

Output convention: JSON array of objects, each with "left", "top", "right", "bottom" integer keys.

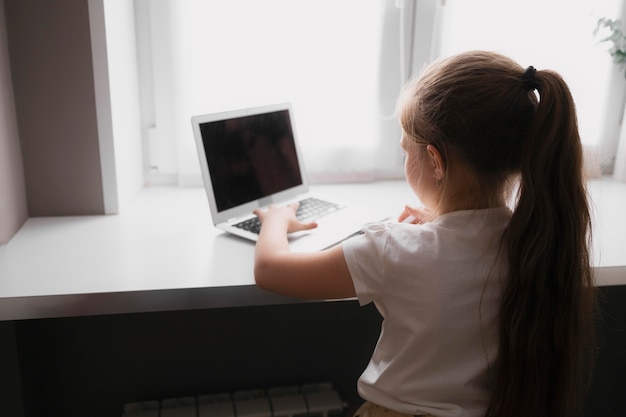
[{"left": 253, "top": 203, "right": 356, "bottom": 300}]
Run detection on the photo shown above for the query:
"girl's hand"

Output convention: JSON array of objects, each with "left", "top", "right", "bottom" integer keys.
[
  {"left": 254, "top": 202, "right": 318, "bottom": 234},
  {"left": 398, "top": 204, "right": 432, "bottom": 224}
]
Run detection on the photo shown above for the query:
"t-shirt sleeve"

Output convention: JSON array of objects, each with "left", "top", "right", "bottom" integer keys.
[{"left": 342, "top": 222, "right": 389, "bottom": 306}]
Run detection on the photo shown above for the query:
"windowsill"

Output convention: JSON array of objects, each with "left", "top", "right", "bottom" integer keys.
[{"left": 0, "top": 177, "right": 624, "bottom": 321}]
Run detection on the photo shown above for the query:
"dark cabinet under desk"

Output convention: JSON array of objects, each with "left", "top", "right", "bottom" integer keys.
[
  {"left": 11, "top": 300, "right": 382, "bottom": 417},
  {"left": 1, "top": 286, "right": 625, "bottom": 417}
]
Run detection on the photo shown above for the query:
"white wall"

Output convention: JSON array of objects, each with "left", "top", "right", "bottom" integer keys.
[{"left": 0, "top": 0, "right": 28, "bottom": 244}]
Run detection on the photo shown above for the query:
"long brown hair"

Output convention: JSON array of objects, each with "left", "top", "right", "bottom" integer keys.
[{"left": 399, "top": 51, "right": 596, "bottom": 417}]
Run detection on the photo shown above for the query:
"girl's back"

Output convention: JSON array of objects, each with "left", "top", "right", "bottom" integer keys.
[{"left": 345, "top": 209, "right": 510, "bottom": 417}]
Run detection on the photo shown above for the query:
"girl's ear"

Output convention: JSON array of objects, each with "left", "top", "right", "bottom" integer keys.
[{"left": 426, "top": 145, "right": 445, "bottom": 181}]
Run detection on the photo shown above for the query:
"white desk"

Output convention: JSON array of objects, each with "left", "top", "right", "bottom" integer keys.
[{"left": 0, "top": 179, "right": 625, "bottom": 321}]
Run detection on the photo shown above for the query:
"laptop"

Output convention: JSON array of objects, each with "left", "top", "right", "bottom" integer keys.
[{"left": 191, "top": 103, "right": 384, "bottom": 252}]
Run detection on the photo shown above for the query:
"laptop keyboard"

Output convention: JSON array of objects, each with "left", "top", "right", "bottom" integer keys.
[{"left": 233, "top": 198, "right": 341, "bottom": 235}]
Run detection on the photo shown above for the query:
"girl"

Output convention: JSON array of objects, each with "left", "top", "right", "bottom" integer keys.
[{"left": 254, "top": 51, "right": 595, "bottom": 417}]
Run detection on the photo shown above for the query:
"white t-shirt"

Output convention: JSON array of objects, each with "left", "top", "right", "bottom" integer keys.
[{"left": 342, "top": 208, "right": 511, "bottom": 417}]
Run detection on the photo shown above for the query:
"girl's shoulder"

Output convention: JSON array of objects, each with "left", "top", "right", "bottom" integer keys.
[{"left": 350, "top": 207, "right": 511, "bottom": 260}]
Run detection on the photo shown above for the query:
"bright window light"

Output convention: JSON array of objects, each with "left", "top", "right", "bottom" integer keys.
[
  {"left": 138, "top": 0, "right": 622, "bottom": 184},
  {"left": 145, "top": 0, "right": 405, "bottom": 185}
]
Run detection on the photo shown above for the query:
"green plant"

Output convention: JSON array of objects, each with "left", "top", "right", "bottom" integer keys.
[{"left": 595, "top": 18, "right": 626, "bottom": 68}]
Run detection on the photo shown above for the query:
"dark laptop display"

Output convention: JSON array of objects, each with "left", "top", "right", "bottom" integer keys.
[{"left": 199, "top": 109, "right": 303, "bottom": 212}]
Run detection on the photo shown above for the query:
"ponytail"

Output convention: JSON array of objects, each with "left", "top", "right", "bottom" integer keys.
[{"left": 486, "top": 70, "right": 596, "bottom": 417}]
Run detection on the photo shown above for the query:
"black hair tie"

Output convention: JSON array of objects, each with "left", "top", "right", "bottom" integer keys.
[{"left": 521, "top": 66, "right": 539, "bottom": 91}]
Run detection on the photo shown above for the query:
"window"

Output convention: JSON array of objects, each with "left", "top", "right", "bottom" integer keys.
[
  {"left": 135, "top": 0, "right": 623, "bottom": 188},
  {"left": 137, "top": 0, "right": 437, "bottom": 186}
]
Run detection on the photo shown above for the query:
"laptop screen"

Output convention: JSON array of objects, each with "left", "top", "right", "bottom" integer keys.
[{"left": 199, "top": 109, "right": 303, "bottom": 212}]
